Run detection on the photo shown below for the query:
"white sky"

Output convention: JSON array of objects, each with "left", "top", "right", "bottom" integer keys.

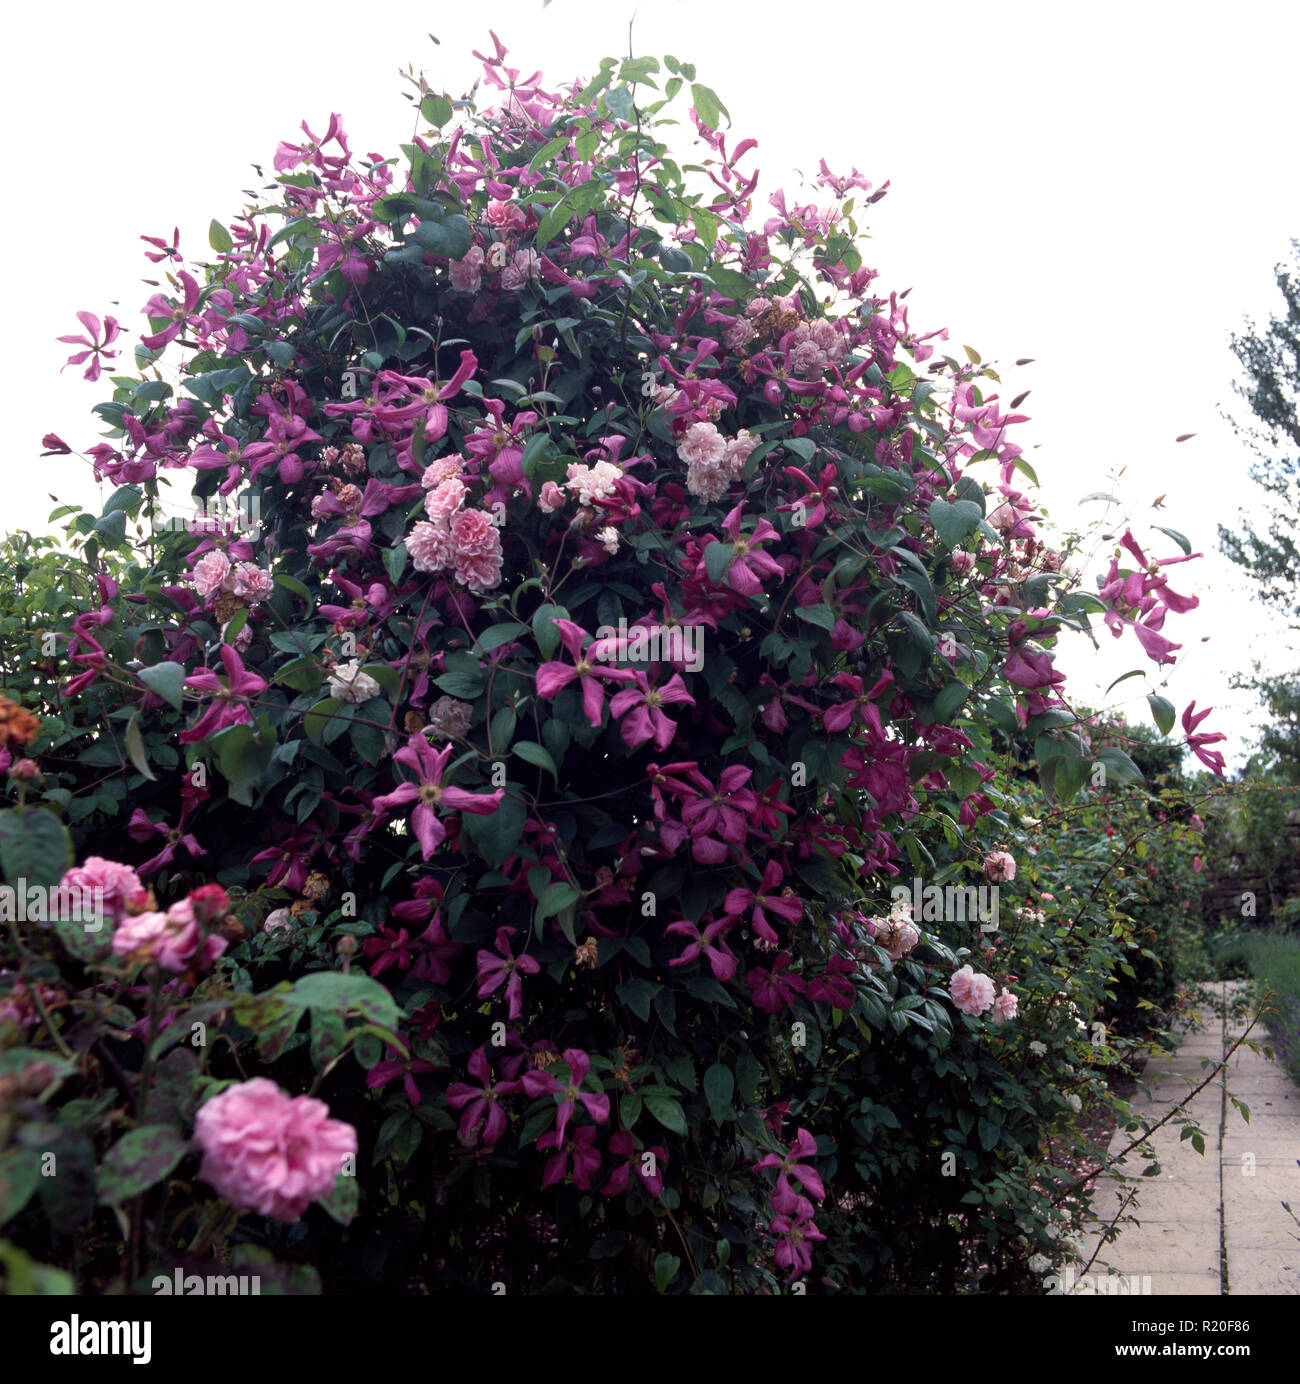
[{"left": 7, "top": 0, "right": 1299, "bottom": 772}]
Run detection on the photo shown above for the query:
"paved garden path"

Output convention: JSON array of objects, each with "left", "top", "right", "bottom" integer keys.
[{"left": 1082, "top": 981, "right": 1300, "bottom": 1294}]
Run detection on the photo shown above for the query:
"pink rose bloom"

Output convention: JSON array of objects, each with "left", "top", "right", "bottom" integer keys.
[
  {"left": 450, "top": 509, "right": 504, "bottom": 594},
  {"left": 60, "top": 857, "right": 143, "bottom": 925},
  {"left": 723, "top": 429, "right": 758, "bottom": 477},
  {"left": 500, "top": 248, "right": 539, "bottom": 293},
  {"left": 310, "top": 493, "right": 333, "bottom": 520},
  {"left": 112, "top": 899, "right": 226, "bottom": 973},
  {"left": 723, "top": 317, "right": 755, "bottom": 349},
  {"left": 230, "top": 563, "right": 274, "bottom": 604},
  {"left": 950, "top": 550, "right": 975, "bottom": 575},
  {"left": 449, "top": 244, "right": 484, "bottom": 293},
  {"left": 676, "top": 420, "right": 726, "bottom": 470},
  {"left": 875, "top": 918, "right": 920, "bottom": 961},
  {"left": 538, "top": 480, "right": 566, "bottom": 513},
  {"left": 745, "top": 296, "right": 771, "bottom": 318},
  {"left": 990, "top": 988, "right": 1019, "bottom": 1024},
  {"left": 484, "top": 198, "right": 527, "bottom": 231},
  {"left": 406, "top": 519, "right": 454, "bottom": 573},
  {"left": 791, "top": 339, "right": 828, "bottom": 377},
  {"left": 950, "top": 965, "right": 997, "bottom": 1017},
  {"left": 984, "top": 850, "right": 1016, "bottom": 883},
  {"left": 192, "top": 549, "right": 233, "bottom": 598},
  {"left": 193, "top": 1077, "right": 357, "bottom": 1222},
  {"left": 421, "top": 455, "right": 467, "bottom": 489},
  {"left": 425, "top": 477, "right": 467, "bottom": 521},
  {"left": 565, "top": 460, "right": 621, "bottom": 506},
  {"left": 685, "top": 461, "right": 728, "bottom": 502},
  {"left": 221, "top": 619, "right": 253, "bottom": 651}
]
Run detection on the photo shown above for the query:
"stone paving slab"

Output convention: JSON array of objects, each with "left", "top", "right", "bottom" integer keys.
[{"left": 1076, "top": 980, "right": 1300, "bottom": 1295}]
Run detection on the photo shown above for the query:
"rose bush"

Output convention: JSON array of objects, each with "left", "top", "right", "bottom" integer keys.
[{"left": 0, "top": 37, "right": 1223, "bottom": 1293}]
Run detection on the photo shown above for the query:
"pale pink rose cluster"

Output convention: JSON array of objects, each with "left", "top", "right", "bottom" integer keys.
[
  {"left": 564, "top": 459, "right": 623, "bottom": 507},
  {"left": 193, "top": 1077, "right": 357, "bottom": 1222},
  {"left": 424, "top": 477, "right": 468, "bottom": 521},
  {"left": 60, "top": 856, "right": 143, "bottom": 925},
  {"left": 787, "top": 318, "right": 847, "bottom": 377},
  {"left": 484, "top": 197, "right": 527, "bottom": 232},
  {"left": 537, "top": 480, "right": 566, "bottom": 514},
  {"left": 191, "top": 550, "right": 273, "bottom": 606},
  {"left": 421, "top": 454, "right": 468, "bottom": 489},
  {"left": 449, "top": 244, "right": 485, "bottom": 293},
  {"left": 405, "top": 509, "right": 503, "bottom": 595},
  {"left": 112, "top": 895, "right": 227, "bottom": 974},
  {"left": 949, "top": 965, "right": 997, "bottom": 1017},
  {"left": 500, "top": 248, "right": 540, "bottom": 293},
  {"left": 327, "top": 660, "right": 382, "bottom": 705},
  {"left": 676, "top": 422, "right": 759, "bottom": 501},
  {"left": 990, "top": 988, "right": 1019, "bottom": 1024}
]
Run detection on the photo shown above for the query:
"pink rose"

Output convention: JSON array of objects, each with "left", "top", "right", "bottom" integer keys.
[
  {"left": 984, "top": 850, "right": 1016, "bottom": 883},
  {"left": 538, "top": 480, "right": 566, "bottom": 513},
  {"left": 676, "top": 421, "right": 726, "bottom": 470},
  {"left": 449, "top": 245, "right": 484, "bottom": 293},
  {"left": 450, "top": 509, "right": 504, "bottom": 594},
  {"left": 500, "top": 248, "right": 540, "bottom": 293},
  {"left": 230, "top": 563, "right": 274, "bottom": 604},
  {"left": 59, "top": 857, "right": 143, "bottom": 925},
  {"left": 406, "top": 520, "right": 454, "bottom": 573},
  {"left": 950, "top": 965, "right": 997, "bottom": 1017},
  {"left": 990, "top": 988, "right": 1019, "bottom": 1024},
  {"left": 484, "top": 198, "right": 527, "bottom": 231},
  {"left": 192, "top": 549, "right": 232, "bottom": 599},
  {"left": 424, "top": 478, "right": 467, "bottom": 521},
  {"left": 950, "top": 550, "right": 975, "bottom": 575},
  {"left": 112, "top": 898, "right": 226, "bottom": 973},
  {"left": 685, "top": 461, "right": 728, "bottom": 502},
  {"left": 193, "top": 1077, "right": 357, "bottom": 1222}
]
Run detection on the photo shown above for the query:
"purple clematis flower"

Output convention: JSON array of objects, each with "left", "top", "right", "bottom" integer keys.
[
  {"left": 370, "top": 732, "right": 504, "bottom": 860},
  {"left": 179, "top": 644, "right": 268, "bottom": 744}
]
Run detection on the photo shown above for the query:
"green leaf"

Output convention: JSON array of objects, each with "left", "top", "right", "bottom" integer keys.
[
  {"left": 1153, "top": 525, "right": 1192, "bottom": 556},
  {"left": 419, "top": 93, "right": 454, "bottom": 127},
  {"left": 977, "top": 1118, "right": 1000, "bottom": 1151},
  {"left": 208, "top": 219, "right": 234, "bottom": 254},
  {"left": 124, "top": 712, "right": 156, "bottom": 782},
  {"left": 0, "top": 810, "right": 73, "bottom": 890},
  {"left": 222, "top": 607, "right": 249, "bottom": 646},
  {"left": 654, "top": 1251, "right": 681, "bottom": 1293},
  {"left": 644, "top": 1093, "right": 687, "bottom": 1136},
  {"left": 929, "top": 498, "right": 983, "bottom": 548},
  {"left": 1053, "top": 754, "right": 1092, "bottom": 804},
  {"left": 290, "top": 973, "right": 400, "bottom": 1028},
  {"left": 211, "top": 722, "right": 276, "bottom": 806},
  {"left": 303, "top": 698, "right": 342, "bottom": 746},
  {"left": 795, "top": 604, "right": 835, "bottom": 632},
  {"left": 531, "top": 603, "right": 570, "bottom": 659},
  {"left": 1104, "top": 668, "right": 1145, "bottom": 697},
  {"left": 690, "top": 83, "right": 727, "bottom": 128},
  {"left": 1147, "top": 693, "right": 1176, "bottom": 736},
  {"left": 1097, "top": 745, "right": 1145, "bottom": 785},
  {"left": 96, "top": 1126, "right": 188, "bottom": 1205},
  {"left": 537, "top": 882, "right": 581, "bottom": 926},
  {"left": 604, "top": 84, "right": 635, "bottom": 122},
  {"left": 703, "top": 1063, "right": 734, "bottom": 1126},
  {"left": 138, "top": 660, "right": 186, "bottom": 712},
  {"left": 708, "top": 266, "right": 753, "bottom": 301},
  {"left": 514, "top": 740, "right": 558, "bottom": 779},
  {"left": 383, "top": 544, "right": 408, "bottom": 584},
  {"left": 615, "top": 978, "right": 659, "bottom": 1022},
  {"left": 704, "top": 541, "right": 733, "bottom": 588},
  {"left": 533, "top": 196, "right": 571, "bottom": 249},
  {"left": 932, "top": 683, "right": 968, "bottom": 723},
  {"left": 461, "top": 791, "right": 526, "bottom": 869},
  {"left": 474, "top": 623, "right": 527, "bottom": 655},
  {"left": 0, "top": 1148, "right": 41, "bottom": 1226},
  {"left": 413, "top": 214, "right": 473, "bottom": 259}
]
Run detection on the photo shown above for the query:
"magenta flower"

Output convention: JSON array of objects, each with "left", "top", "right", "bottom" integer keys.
[
  {"left": 535, "top": 618, "right": 635, "bottom": 727},
  {"left": 709, "top": 504, "right": 786, "bottom": 596},
  {"left": 520, "top": 1047, "right": 610, "bottom": 1145},
  {"left": 601, "top": 1131, "right": 666, "bottom": 1197},
  {"left": 723, "top": 861, "right": 802, "bottom": 947},
  {"left": 746, "top": 951, "right": 806, "bottom": 1014},
  {"left": 538, "top": 1125, "right": 601, "bottom": 1189},
  {"left": 179, "top": 644, "right": 268, "bottom": 744},
  {"left": 366, "top": 1044, "right": 439, "bottom": 1107},
  {"left": 58, "top": 311, "right": 120, "bottom": 382},
  {"left": 374, "top": 350, "right": 478, "bottom": 443},
  {"left": 361, "top": 925, "right": 416, "bottom": 977},
  {"left": 446, "top": 1047, "right": 522, "bottom": 1147},
  {"left": 475, "top": 926, "right": 541, "bottom": 1019},
  {"left": 756, "top": 1127, "right": 826, "bottom": 1202},
  {"left": 608, "top": 671, "right": 695, "bottom": 751},
  {"left": 371, "top": 732, "right": 505, "bottom": 860},
  {"left": 1182, "top": 701, "right": 1227, "bottom": 776},
  {"left": 140, "top": 270, "right": 203, "bottom": 350},
  {"left": 666, "top": 915, "right": 739, "bottom": 982}
]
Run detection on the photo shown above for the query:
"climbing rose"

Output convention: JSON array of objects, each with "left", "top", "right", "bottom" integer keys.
[
  {"left": 193, "top": 1077, "right": 357, "bottom": 1221},
  {"left": 230, "top": 563, "right": 274, "bottom": 603},
  {"left": 983, "top": 850, "right": 1016, "bottom": 882},
  {"left": 676, "top": 420, "right": 726, "bottom": 470},
  {"left": 449, "top": 244, "right": 485, "bottom": 293},
  {"left": 192, "top": 549, "right": 232, "bottom": 598},
  {"left": 449, "top": 509, "right": 503, "bottom": 594},
  {"left": 950, "top": 965, "right": 996, "bottom": 1017},
  {"left": 111, "top": 898, "right": 227, "bottom": 973},
  {"left": 59, "top": 857, "right": 143, "bottom": 925},
  {"left": 328, "top": 660, "right": 381, "bottom": 705},
  {"left": 405, "top": 519, "right": 454, "bottom": 573},
  {"left": 990, "top": 988, "right": 1019, "bottom": 1023},
  {"left": 424, "top": 477, "right": 467, "bottom": 521}
]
